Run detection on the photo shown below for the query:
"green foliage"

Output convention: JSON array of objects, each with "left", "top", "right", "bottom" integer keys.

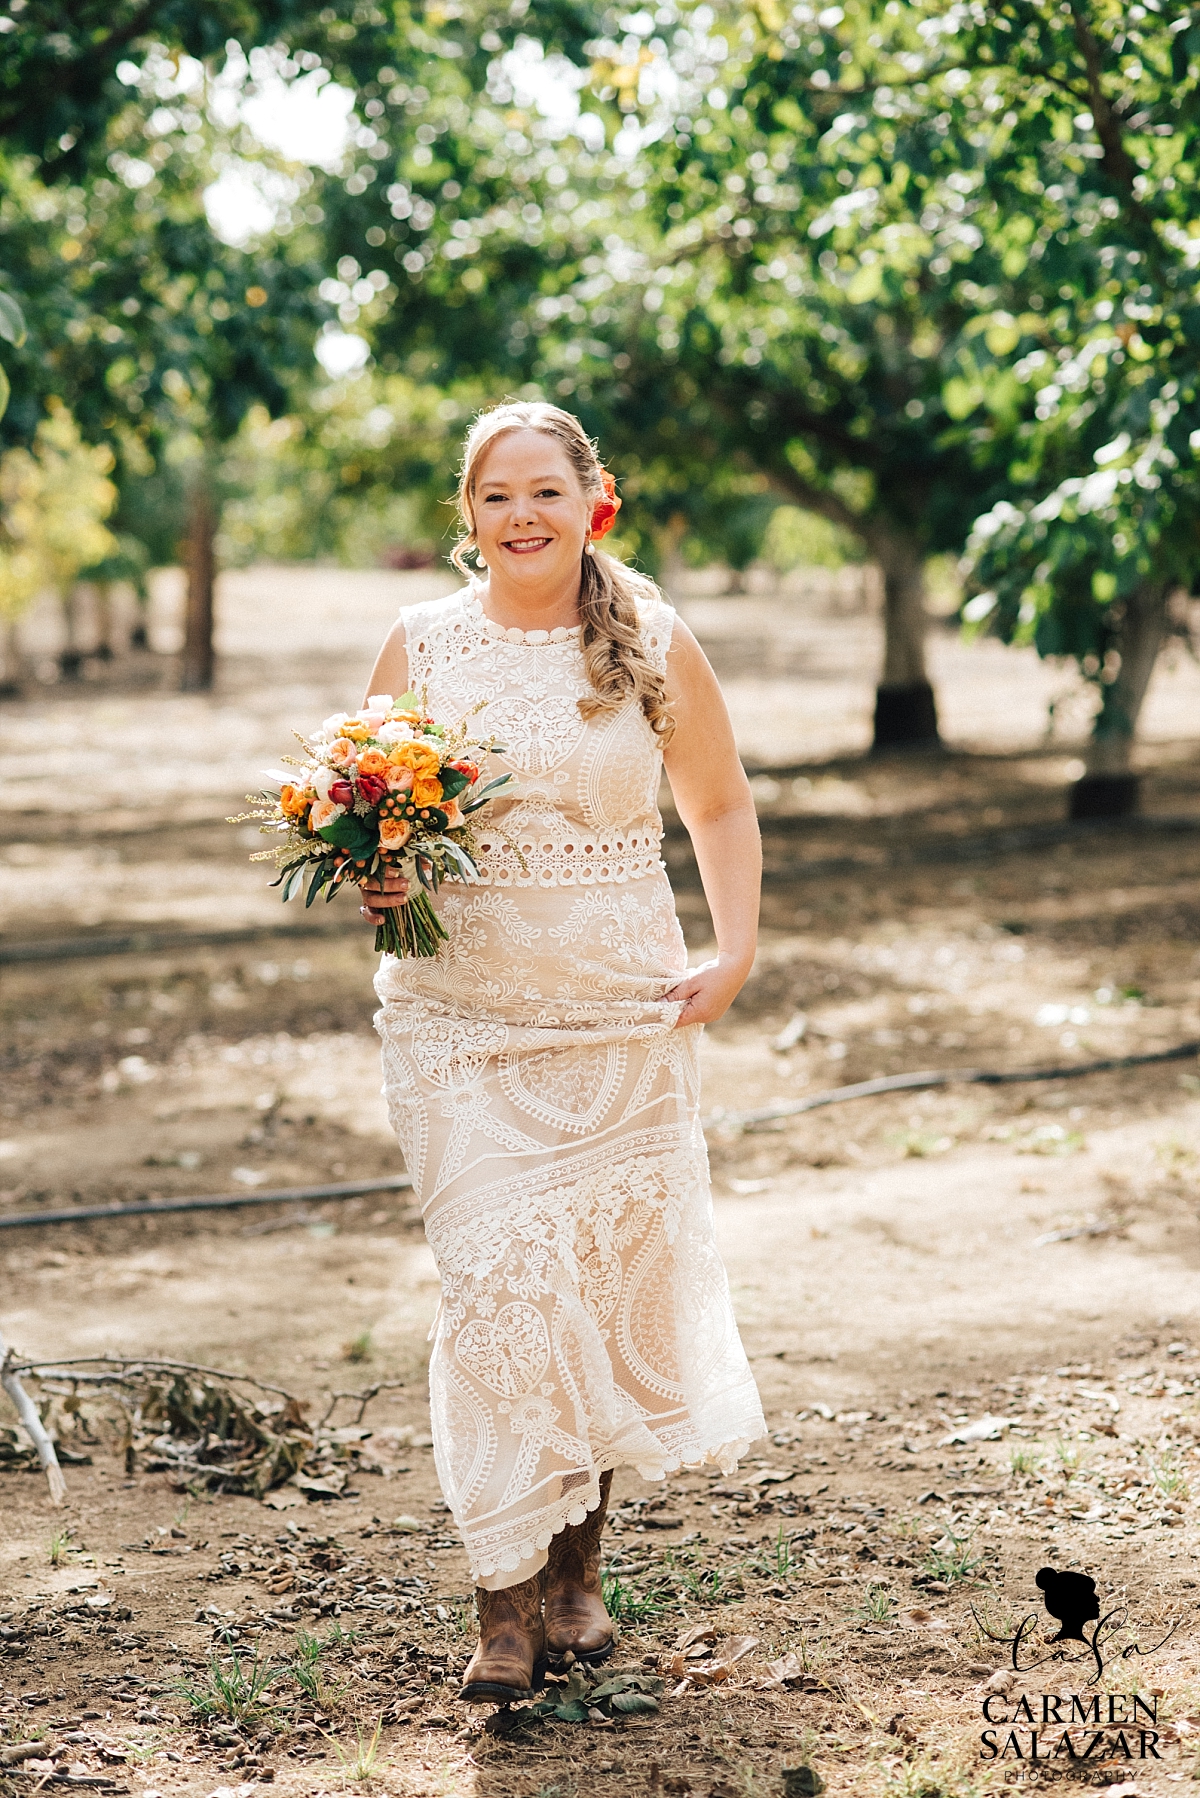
[
  {"left": 921, "top": 1526, "right": 984, "bottom": 1586},
  {"left": 176, "top": 1653, "right": 281, "bottom": 1724},
  {"left": 0, "top": 399, "right": 116, "bottom": 618},
  {"left": 525, "top": 1666, "right": 663, "bottom": 1727},
  {"left": 599, "top": 1571, "right": 662, "bottom": 1625},
  {"left": 763, "top": 506, "right": 864, "bottom": 573}
]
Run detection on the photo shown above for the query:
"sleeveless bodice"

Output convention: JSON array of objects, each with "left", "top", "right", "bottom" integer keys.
[{"left": 402, "top": 586, "right": 673, "bottom": 889}]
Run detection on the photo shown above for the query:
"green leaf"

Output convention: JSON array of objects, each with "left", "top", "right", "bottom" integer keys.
[
  {"left": 943, "top": 377, "right": 983, "bottom": 421},
  {"left": 317, "top": 813, "right": 376, "bottom": 857},
  {"left": 305, "top": 862, "right": 330, "bottom": 907},
  {"left": 609, "top": 1692, "right": 659, "bottom": 1715},
  {"left": 0, "top": 360, "right": 8, "bottom": 421},
  {"left": 439, "top": 766, "right": 470, "bottom": 799},
  {"left": 0, "top": 290, "right": 26, "bottom": 347},
  {"left": 553, "top": 1699, "right": 591, "bottom": 1723},
  {"left": 846, "top": 261, "right": 883, "bottom": 305}
]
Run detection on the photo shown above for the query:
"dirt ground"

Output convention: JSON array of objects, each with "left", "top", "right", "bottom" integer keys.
[{"left": 2, "top": 569, "right": 1200, "bottom": 1798}]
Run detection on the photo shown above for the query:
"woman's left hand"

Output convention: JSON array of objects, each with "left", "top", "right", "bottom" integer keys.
[{"left": 665, "top": 955, "right": 751, "bottom": 1028}]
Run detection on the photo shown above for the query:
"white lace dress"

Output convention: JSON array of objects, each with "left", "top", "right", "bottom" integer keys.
[{"left": 374, "top": 585, "right": 765, "bottom": 1589}]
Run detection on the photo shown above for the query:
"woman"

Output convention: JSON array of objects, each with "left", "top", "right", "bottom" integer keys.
[{"left": 361, "top": 401, "right": 765, "bottom": 1705}]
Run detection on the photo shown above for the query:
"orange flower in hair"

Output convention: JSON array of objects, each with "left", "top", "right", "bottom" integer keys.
[{"left": 590, "top": 469, "right": 622, "bottom": 540}]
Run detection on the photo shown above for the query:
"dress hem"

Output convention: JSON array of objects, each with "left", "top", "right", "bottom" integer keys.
[{"left": 466, "top": 1430, "right": 762, "bottom": 1590}]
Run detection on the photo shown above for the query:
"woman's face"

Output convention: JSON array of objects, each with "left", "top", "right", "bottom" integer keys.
[{"left": 472, "top": 429, "right": 591, "bottom": 587}]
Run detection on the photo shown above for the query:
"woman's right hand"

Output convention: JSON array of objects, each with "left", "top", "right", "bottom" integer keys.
[{"left": 359, "top": 869, "right": 410, "bottom": 925}]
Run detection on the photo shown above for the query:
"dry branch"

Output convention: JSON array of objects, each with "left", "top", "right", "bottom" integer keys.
[{"left": 0, "top": 1328, "right": 66, "bottom": 1505}]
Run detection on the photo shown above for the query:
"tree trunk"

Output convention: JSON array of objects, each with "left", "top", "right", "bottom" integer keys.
[
  {"left": 59, "top": 584, "right": 84, "bottom": 679},
  {"left": 0, "top": 616, "right": 21, "bottom": 694},
  {"left": 93, "top": 581, "right": 115, "bottom": 660},
  {"left": 869, "top": 527, "right": 941, "bottom": 751},
  {"left": 181, "top": 469, "right": 217, "bottom": 692},
  {"left": 1069, "top": 581, "right": 1169, "bottom": 819}
]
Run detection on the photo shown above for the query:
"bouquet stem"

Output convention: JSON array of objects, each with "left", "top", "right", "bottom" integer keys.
[{"left": 374, "top": 890, "right": 449, "bottom": 958}]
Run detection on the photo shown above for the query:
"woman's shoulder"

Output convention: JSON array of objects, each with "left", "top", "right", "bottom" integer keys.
[
  {"left": 629, "top": 581, "right": 676, "bottom": 671},
  {"left": 397, "top": 584, "right": 476, "bottom": 639}
]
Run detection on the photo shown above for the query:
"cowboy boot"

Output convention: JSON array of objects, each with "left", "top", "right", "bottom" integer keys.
[
  {"left": 458, "top": 1573, "right": 546, "bottom": 1705},
  {"left": 543, "top": 1470, "right": 615, "bottom": 1669}
]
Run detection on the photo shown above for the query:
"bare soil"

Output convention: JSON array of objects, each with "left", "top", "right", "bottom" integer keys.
[{"left": 2, "top": 570, "right": 1200, "bottom": 1798}]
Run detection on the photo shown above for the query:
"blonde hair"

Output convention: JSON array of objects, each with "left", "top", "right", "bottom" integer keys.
[{"left": 451, "top": 401, "right": 674, "bottom": 742}]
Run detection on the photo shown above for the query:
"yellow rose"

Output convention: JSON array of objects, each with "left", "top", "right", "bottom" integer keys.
[
  {"left": 412, "top": 774, "right": 444, "bottom": 806},
  {"left": 340, "top": 719, "right": 372, "bottom": 742},
  {"left": 392, "top": 741, "right": 440, "bottom": 775}
]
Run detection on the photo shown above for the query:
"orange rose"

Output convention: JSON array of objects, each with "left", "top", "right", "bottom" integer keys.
[
  {"left": 412, "top": 774, "right": 444, "bottom": 805},
  {"left": 357, "top": 748, "right": 388, "bottom": 775},
  {"left": 590, "top": 468, "right": 622, "bottom": 541},
  {"left": 439, "top": 796, "right": 463, "bottom": 828},
  {"left": 379, "top": 817, "right": 412, "bottom": 850},
  {"left": 280, "top": 784, "right": 310, "bottom": 817},
  {"left": 391, "top": 741, "right": 441, "bottom": 775}
]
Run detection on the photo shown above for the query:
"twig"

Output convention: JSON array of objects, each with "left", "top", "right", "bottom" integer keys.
[
  {"left": 0, "top": 1331, "right": 67, "bottom": 1506},
  {"left": 8, "top": 1355, "right": 297, "bottom": 1401},
  {"left": 318, "top": 1380, "right": 409, "bottom": 1427},
  {"left": 705, "top": 1039, "right": 1200, "bottom": 1132}
]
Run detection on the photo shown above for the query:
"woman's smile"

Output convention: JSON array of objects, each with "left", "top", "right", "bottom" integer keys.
[{"left": 501, "top": 534, "right": 553, "bottom": 554}]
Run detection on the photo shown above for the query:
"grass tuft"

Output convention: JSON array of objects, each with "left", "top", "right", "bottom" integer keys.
[{"left": 175, "top": 1653, "right": 280, "bottom": 1725}]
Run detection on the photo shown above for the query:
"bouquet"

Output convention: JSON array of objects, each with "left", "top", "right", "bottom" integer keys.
[{"left": 237, "top": 691, "right": 512, "bottom": 957}]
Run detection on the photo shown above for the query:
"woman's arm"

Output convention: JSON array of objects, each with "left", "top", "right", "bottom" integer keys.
[
  {"left": 363, "top": 621, "right": 409, "bottom": 707},
  {"left": 661, "top": 618, "right": 761, "bottom": 1027},
  {"left": 358, "top": 625, "right": 410, "bottom": 925}
]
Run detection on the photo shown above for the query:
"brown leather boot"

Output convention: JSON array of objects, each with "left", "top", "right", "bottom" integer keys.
[
  {"left": 458, "top": 1574, "right": 546, "bottom": 1705},
  {"left": 543, "top": 1469, "right": 615, "bottom": 1669}
]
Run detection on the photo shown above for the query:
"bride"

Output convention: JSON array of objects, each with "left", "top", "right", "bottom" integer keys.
[{"left": 360, "top": 401, "right": 765, "bottom": 1704}]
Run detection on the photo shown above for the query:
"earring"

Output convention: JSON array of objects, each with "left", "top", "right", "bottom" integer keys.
[
  {"left": 584, "top": 541, "right": 595, "bottom": 557},
  {"left": 475, "top": 553, "right": 487, "bottom": 568}
]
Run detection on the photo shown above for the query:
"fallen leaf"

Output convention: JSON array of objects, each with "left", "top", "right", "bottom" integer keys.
[
  {"left": 261, "top": 1490, "right": 302, "bottom": 1512},
  {"left": 715, "top": 1635, "right": 758, "bottom": 1665},
  {"left": 392, "top": 1514, "right": 424, "bottom": 1533},
  {"left": 938, "top": 1414, "right": 1008, "bottom": 1446},
  {"left": 675, "top": 1623, "right": 716, "bottom": 1652},
  {"left": 897, "top": 1610, "right": 952, "bottom": 1632}
]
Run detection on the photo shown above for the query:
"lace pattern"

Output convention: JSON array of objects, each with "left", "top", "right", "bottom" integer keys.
[
  {"left": 376, "top": 589, "right": 765, "bottom": 1588},
  {"left": 401, "top": 587, "right": 672, "bottom": 889}
]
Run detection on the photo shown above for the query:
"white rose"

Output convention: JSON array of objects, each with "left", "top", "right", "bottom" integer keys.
[{"left": 377, "top": 720, "right": 414, "bottom": 744}]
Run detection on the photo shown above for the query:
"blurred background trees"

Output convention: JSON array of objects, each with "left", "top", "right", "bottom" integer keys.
[{"left": 0, "top": 0, "right": 1196, "bottom": 807}]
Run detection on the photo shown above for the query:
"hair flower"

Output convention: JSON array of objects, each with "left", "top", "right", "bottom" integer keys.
[{"left": 590, "top": 469, "right": 622, "bottom": 541}]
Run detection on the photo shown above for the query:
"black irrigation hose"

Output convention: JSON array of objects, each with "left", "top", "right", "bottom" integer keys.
[
  {"left": 0, "top": 1174, "right": 413, "bottom": 1232},
  {"left": 4, "top": 1042, "right": 1198, "bottom": 1226},
  {"left": 706, "top": 1038, "right": 1200, "bottom": 1132},
  {"left": 0, "top": 919, "right": 356, "bottom": 964}
]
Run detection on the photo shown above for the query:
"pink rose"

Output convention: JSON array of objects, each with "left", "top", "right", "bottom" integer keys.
[
  {"left": 439, "top": 797, "right": 462, "bottom": 828},
  {"left": 328, "top": 737, "right": 358, "bottom": 768},
  {"left": 309, "top": 797, "right": 344, "bottom": 831},
  {"left": 379, "top": 817, "right": 412, "bottom": 849},
  {"left": 386, "top": 766, "right": 414, "bottom": 792}
]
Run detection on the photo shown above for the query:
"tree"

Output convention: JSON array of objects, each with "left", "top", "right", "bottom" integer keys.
[
  {"left": 314, "top": 1, "right": 1064, "bottom": 750},
  {"left": 0, "top": 399, "right": 117, "bottom": 675},
  {"left": 956, "top": 0, "right": 1200, "bottom": 814}
]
